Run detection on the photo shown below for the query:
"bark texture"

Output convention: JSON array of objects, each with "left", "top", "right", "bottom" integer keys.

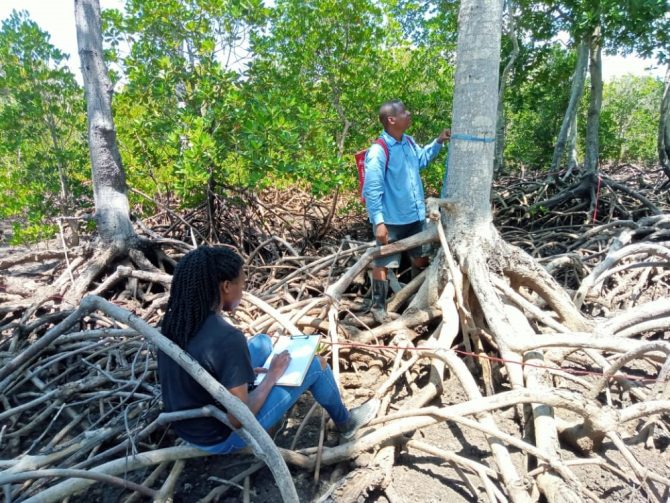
[
  {"left": 445, "top": 0, "right": 502, "bottom": 248},
  {"left": 551, "top": 39, "right": 589, "bottom": 173},
  {"left": 75, "top": 0, "right": 134, "bottom": 245},
  {"left": 658, "top": 63, "right": 670, "bottom": 176},
  {"left": 584, "top": 26, "right": 603, "bottom": 176}
]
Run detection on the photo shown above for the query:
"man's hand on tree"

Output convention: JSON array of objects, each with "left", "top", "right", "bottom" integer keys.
[
  {"left": 437, "top": 129, "right": 451, "bottom": 144},
  {"left": 375, "top": 223, "right": 389, "bottom": 245}
]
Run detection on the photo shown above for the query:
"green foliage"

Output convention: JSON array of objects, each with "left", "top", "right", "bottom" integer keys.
[
  {"left": 388, "top": 0, "right": 458, "bottom": 49},
  {"left": 244, "top": 0, "right": 387, "bottom": 192},
  {"left": 599, "top": 75, "right": 663, "bottom": 164},
  {"left": 104, "top": 0, "right": 456, "bottom": 204},
  {"left": 242, "top": 0, "right": 455, "bottom": 195},
  {"left": 104, "top": 0, "right": 268, "bottom": 209},
  {"left": 508, "top": 0, "right": 669, "bottom": 172},
  {"left": 517, "top": 0, "right": 669, "bottom": 51},
  {"left": 1, "top": 0, "right": 668, "bottom": 237},
  {"left": 503, "top": 44, "right": 576, "bottom": 169},
  {"left": 0, "top": 10, "right": 89, "bottom": 244}
]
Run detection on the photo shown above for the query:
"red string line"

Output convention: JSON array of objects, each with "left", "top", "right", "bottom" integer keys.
[{"left": 319, "top": 339, "right": 664, "bottom": 384}]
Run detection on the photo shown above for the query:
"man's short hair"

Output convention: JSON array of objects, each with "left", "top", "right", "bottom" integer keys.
[{"left": 379, "top": 100, "right": 405, "bottom": 127}]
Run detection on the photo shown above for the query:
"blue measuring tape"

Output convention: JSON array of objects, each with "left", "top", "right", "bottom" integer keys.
[
  {"left": 440, "top": 133, "right": 495, "bottom": 197},
  {"left": 450, "top": 133, "right": 495, "bottom": 143}
]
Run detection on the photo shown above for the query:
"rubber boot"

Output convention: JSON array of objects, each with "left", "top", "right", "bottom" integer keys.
[{"left": 371, "top": 279, "right": 389, "bottom": 324}]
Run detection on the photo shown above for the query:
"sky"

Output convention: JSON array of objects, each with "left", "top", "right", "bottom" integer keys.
[
  {"left": 1, "top": 0, "right": 666, "bottom": 83},
  {"left": 1, "top": 0, "right": 125, "bottom": 80}
]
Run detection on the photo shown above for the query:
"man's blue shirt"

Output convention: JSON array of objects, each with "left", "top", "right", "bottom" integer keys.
[{"left": 362, "top": 130, "right": 442, "bottom": 225}]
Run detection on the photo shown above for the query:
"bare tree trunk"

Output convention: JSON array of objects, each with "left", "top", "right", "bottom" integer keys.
[
  {"left": 564, "top": 113, "right": 579, "bottom": 177},
  {"left": 551, "top": 38, "right": 588, "bottom": 172},
  {"left": 320, "top": 77, "right": 349, "bottom": 238},
  {"left": 45, "top": 112, "right": 81, "bottom": 245},
  {"left": 584, "top": 26, "right": 602, "bottom": 175},
  {"left": 75, "top": 0, "right": 134, "bottom": 246},
  {"left": 44, "top": 112, "right": 70, "bottom": 206},
  {"left": 444, "top": 3, "right": 586, "bottom": 501},
  {"left": 445, "top": 0, "right": 501, "bottom": 244},
  {"left": 493, "top": 0, "right": 519, "bottom": 174},
  {"left": 658, "top": 63, "right": 670, "bottom": 179},
  {"left": 329, "top": 76, "right": 352, "bottom": 159}
]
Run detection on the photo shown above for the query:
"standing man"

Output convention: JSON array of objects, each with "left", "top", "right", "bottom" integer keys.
[{"left": 363, "top": 100, "right": 450, "bottom": 323}]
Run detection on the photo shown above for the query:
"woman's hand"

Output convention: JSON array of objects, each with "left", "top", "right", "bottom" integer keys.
[
  {"left": 268, "top": 350, "right": 291, "bottom": 381},
  {"left": 227, "top": 352, "right": 290, "bottom": 429}
]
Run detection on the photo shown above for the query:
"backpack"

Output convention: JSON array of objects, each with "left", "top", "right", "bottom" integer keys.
[{"left": 354, "top": 136, "right": 416, "bottom": 204}]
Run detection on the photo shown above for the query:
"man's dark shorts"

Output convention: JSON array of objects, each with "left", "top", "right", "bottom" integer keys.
[{"left": 373, "top": 220, "right": 427, "bottom": 268}]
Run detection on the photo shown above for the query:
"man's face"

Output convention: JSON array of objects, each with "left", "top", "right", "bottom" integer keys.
[{"left": 390, "top": 106, "right": 412, "bottom": 132}]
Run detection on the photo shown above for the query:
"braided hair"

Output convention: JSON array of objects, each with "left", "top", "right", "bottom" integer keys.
[{"left": 161, "top": 246, "right": 243, "bottom": 349}]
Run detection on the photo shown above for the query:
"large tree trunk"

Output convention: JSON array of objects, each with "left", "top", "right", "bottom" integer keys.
[
  {"left": 658, "top": 63, "right": 670, "bottom": 179},
  {"left": 584, "top": 26, "right": 602, "bottom": 175},
  {"left": 444, "top": 0, "right": 501, "bottom": 244},
  {"left": 444, "top": 6, "right": 538, "bottom": 502},
  {"left": 551, "top": 38, "right": 588, "bottom": 173},
  {"left": 75, "top": 0, "right": 134, "bottom": 246},
  {"left": 442, "top": 2, "right": 588, "bottom": 501}
]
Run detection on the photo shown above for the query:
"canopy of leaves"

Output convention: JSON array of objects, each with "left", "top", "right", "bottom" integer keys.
[
  {"left": 599, "top": 75, "right": 663, "bottom": 164},
  {"left": 0, "top": 0, "right": 668, "bottom": 243},
  {"left": 0, "top": 11, "right": 88, "bottom": 243}
]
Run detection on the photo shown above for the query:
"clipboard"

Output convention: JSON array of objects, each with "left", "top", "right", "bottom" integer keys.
[{"left": 254, "top": 334, "right": 321, "bottom": 387}]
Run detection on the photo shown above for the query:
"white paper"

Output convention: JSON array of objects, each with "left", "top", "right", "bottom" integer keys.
[{"left": 254, "top": 335, "right": 321, "bottom": 387}]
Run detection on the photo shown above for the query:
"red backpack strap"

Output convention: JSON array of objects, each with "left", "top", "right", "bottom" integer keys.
[
  {"left": 406, "top": 135, "right": 416, "bottom": 150},
  {"left": 375, "top": 138, "right": 389, "bottom": 171}
]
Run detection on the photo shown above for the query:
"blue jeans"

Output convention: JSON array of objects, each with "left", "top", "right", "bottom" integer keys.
[{"left": 193, "top": 334, "right": 350, "bottom": 454}]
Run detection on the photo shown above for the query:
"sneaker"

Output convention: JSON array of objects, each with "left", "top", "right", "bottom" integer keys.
[{"left": 338, "top": 398, "right": 380, "bottom": 440}]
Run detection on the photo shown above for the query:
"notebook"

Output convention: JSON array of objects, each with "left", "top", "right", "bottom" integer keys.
[{"left": 254, "top": 334, "right": 321, "bottom": 387}]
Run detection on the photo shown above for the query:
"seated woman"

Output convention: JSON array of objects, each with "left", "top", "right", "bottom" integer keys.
[{"left": 157, "top": 246, "right": 378, "bottom": 453}]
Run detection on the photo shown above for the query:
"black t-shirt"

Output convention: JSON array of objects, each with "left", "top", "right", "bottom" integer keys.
[{"left": 157, "top": 313, "right": 255, "bottom": 446}]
